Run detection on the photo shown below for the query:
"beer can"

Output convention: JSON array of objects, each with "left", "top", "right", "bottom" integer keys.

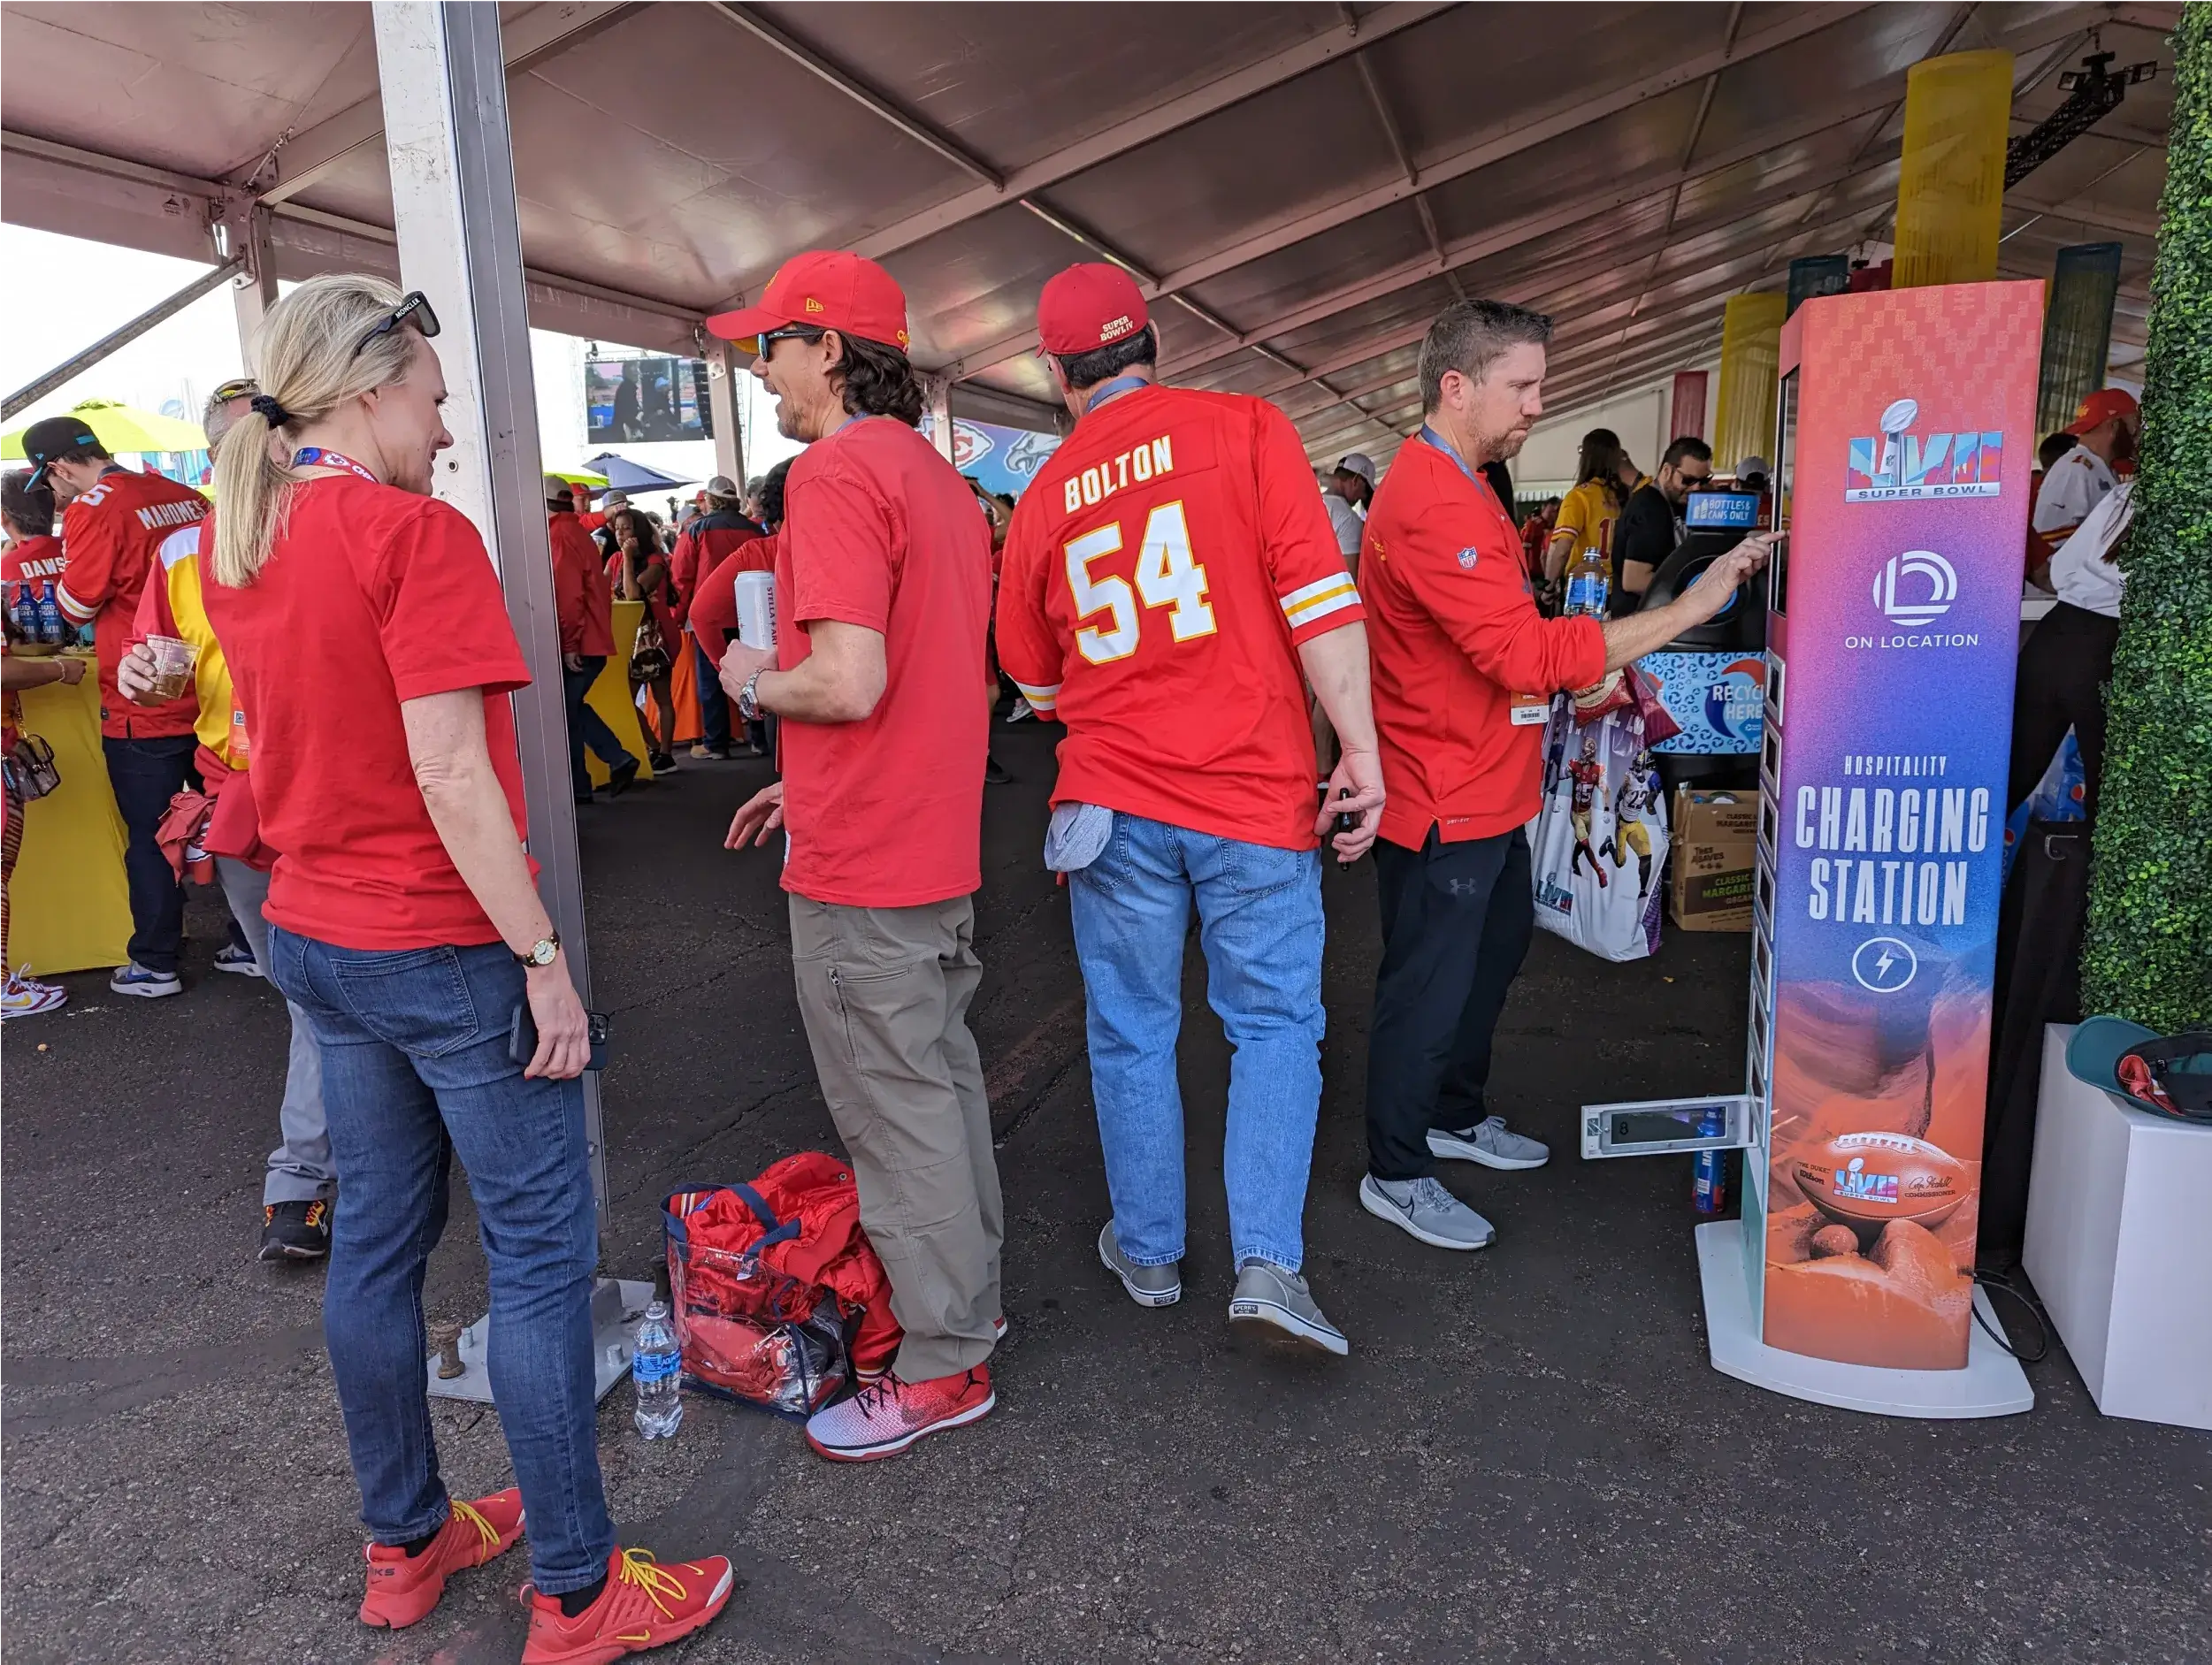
[{"left": 735, "top": 570, "right": 777, "bottom": 650}]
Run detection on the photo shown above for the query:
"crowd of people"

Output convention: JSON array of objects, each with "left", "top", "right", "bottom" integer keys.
[{"left": 0, "top": 248, "right": 1768, "bottom": 1661}]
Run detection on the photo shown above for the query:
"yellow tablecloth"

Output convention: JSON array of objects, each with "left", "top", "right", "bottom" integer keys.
[
  {"left": 10, "top": 668, "right": 132, "bottom": 974},
  {"left": 585, "top": 598, "right": 656, "bottom": 787}
]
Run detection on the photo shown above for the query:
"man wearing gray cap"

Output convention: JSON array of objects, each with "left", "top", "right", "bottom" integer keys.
[{"left": 1323, "top": 454, "right": 1375, "bottom": 561}]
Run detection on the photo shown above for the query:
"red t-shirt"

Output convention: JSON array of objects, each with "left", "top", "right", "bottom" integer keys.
[
  {"left": 548, "top": 513, "right": 616, "bottom": 657},
  {"left": 55, "top": 467, "right": 205, "bottom": 740},
  {"left": 688, "top": 531, "right": 778, "bottom": 666},
  {"left": 201, "top": 475, "right": 533, "bottom": 950},
  {"left": 996, "top": 384, "right": 1364, "bottom": 850},
  {"left": 776, "top": 419, "right": 991, "bottom": 906},
  {"left": 2, "top": 532, "right": 66, "bottom": 589},
  {"left": 1362, "top": 433, "right": 1606, "bottom": 847}
]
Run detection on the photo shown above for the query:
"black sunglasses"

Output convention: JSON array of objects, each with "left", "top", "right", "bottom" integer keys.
[
  {"left": 212, "top": 377, "right": 259, "bottom": 402},
  {"left": 355, "top": 291, "right": 441, "bottom": 359},
  {"left": 756, "top": 323, "right": 825, "bottom": 353}
]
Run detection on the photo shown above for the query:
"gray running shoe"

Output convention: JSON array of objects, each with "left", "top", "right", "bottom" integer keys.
[
  {"left": 1359, "top": 1173, "right": 1497, "bottom": 1250},
  {"left": 1098, "top": 1223, "right": 1181, "bottom": 1307},
  {"left": 1427, "top": 1114, "right": 1550, "bottom": 1170},
  {"left": 1228, "top": 1259, "right": 1348, "bottom": 1356}
]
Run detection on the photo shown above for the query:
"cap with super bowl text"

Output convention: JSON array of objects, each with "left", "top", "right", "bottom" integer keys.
[{"left": 1037, "top": 263, "right": 1150, "bottom": 357}]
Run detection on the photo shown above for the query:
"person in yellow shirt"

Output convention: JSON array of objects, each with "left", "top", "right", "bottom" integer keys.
[
  {"left": 116, "top": 380, "right": 334, "bottom": 1263},
  {"left": 1544, "top": 427, "right": 1640, "bottom": 584}
]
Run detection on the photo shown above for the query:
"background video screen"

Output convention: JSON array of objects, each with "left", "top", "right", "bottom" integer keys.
[{"left": 586, "top": 356, "right": 712, "bottom": 443}]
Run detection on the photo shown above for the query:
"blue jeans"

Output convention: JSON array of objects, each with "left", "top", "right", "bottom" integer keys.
[
  {"left": 1067, "top": 813, "right": 1326, "bottom": 1272},
  {"left": 691, "top": 638, "right": 731, "bottom": 752},
  {"left": 264, "top": 928, "right": 613, "bottom": 1595},
  {"left": 563, "top": 656, "right": 636, "bottom": 797}
]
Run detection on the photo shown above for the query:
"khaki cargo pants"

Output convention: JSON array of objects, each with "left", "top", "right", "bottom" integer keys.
[{"left": 789, "top": 892, "right": 1003, "bottom": 1381}]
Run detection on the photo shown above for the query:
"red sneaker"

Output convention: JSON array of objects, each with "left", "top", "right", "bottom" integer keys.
[
  {"left": 358, "top": 1489, "right": 525, "bottom": 1629},
  {"left": 520, "top": 1547, "right": 734, "bottom": 1663},
  {"left": 803, "top": 1365, "right": 994, "bottom": 1463}
]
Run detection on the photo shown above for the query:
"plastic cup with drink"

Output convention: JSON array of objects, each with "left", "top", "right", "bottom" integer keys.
[{"left": 143, "top": 634, "right": 200, "bottom": 702}]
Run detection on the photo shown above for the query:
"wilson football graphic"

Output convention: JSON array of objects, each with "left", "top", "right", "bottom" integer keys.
[{"left": 1793, "top": 1131, "right": 1968, "bottom": 1230}]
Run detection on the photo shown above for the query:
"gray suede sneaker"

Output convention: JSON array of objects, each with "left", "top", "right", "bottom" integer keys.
[
  {"left": 1098, "top": 1223, "right": 1181, "bottom": 1308},
  {"left": 1427, "top": 1115, "right": 1550, "bottom": 1170},
  {"left": 1228, "top": 1259, "right": 1348, "bottom": 1356},
  {"left": 1359, "top": 1173, "right": 1497, "bottom": 1250}
]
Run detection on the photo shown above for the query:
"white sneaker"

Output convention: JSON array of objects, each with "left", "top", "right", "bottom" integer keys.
[
  {"left": 108, "top": 961, "right": 182, "bottom": 998},
  {"left": 1427, "top": 1115, "right": 1549, "bottom": 1170},
  {"left": 1359, "top": 1174, "right": 1496, "bottom": 1251},
  {"left": 1, "top": 967, "right": 66, "bottom": 1020}
]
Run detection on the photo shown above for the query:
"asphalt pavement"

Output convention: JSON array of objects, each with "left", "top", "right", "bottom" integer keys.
[{"left": 4, "top": 722, "right": 2206, "bottom": 1665}]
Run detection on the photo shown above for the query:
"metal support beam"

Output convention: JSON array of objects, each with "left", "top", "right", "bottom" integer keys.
[
  {"left": 923, "top": 374, "right": 956, "bottom": 463},
  {"left": 218, "top": 199, "right": 280, "bottom": 369},
  {"left": 705, "top": 337, "right": 745, "bottom": 487},
  {"left": 371, "top": 2, "right": 606, "bottom": 1215},
  {"left": 846, "top": 1, "right": 1455, "bottom": 263},
  {"left": 248, "top": 0, "right": 646, "bottom": 206},
  {"left": 708, "top": 2, "right": 1002, "bottom": 187},
  {"left": 3, "top": 255, "right": 244, "bottom": 420}
]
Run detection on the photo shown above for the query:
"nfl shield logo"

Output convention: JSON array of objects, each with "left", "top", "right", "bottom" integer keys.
[{"left": 1457, "top": 547, "right": 1479, "bottom": 569}]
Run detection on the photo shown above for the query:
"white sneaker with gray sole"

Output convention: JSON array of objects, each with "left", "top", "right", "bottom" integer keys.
[
  {"left": 1427, "top": 1114, "right": 1549, "bottom": 1170},
  {"left": 1098, "top": 1223, "right": 1181, "bottom": 1307},
  {"left": 1359, "top": 1173, "right": 1497, "bottom": 1250},
  {"left": 1228, "top": 1259, "right": 1348, "bottom": 1356}
]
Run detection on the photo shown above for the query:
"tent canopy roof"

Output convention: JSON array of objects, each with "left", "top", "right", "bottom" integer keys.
[{"left": 2, "top": 1, "right": 2179, "bottom": 468}]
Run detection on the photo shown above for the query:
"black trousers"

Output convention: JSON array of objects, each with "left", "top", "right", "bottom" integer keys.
[
  {"left": 1365, "top": 824, "right": 1535, "bottom": 1181},
  {"left": 102, "top": 733, "right": 200, "bottom": 974},
  {"left": 2009, "top": 600, "right": 2120, "bottom": 820},
  {"left": 692, "top": 638, "right": 731, "bottom": 752}
]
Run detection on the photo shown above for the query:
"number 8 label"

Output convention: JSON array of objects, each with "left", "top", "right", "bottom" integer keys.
[{"left": 1066, "top": 501, "right": 1216, "bottom": 665}]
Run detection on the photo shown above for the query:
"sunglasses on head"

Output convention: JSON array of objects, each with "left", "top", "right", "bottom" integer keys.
[
  {"left": 354, "top": 291, "right": 441, "bottom": 359},
  {"left": 212, "top": 377, "right": 260, "bottom": 403}
]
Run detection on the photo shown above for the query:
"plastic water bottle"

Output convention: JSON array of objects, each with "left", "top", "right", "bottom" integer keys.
[
  {"left": 1564, "top": 544, "right": 1610, "bottom": 617},
  {"left": 36, "top": 581, "right": 64, "bottom": 645},
  {"left": 631, "top": 1265, "right": 683, "bottom": 1440}
]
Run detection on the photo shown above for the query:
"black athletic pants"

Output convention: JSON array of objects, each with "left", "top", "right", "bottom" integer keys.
[
  {"left": 2008, "top": 600, "right": 2120, "bottom": 820},
  {"left": 1365, "top": 824, "right": 1535, "bottom": 1181}
]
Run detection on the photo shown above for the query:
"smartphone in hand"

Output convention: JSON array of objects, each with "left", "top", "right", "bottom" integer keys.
[{"left": 509, "top": 1004, "right": 612, "bottom": 1072}]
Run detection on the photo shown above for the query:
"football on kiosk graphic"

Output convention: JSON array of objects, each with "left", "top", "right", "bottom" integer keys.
[{"left": 1580, "top": 282, "right": 2043, "bottom": 1417}]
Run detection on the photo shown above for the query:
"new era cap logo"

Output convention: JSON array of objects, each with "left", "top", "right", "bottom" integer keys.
[
  {"left": 804, "top": 296, "right": 825, "bottom": 313},
  {"left": 1098, "top": 314, "right": 1136, "bottom": 343}
]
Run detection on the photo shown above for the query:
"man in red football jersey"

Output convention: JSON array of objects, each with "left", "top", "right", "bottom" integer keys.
[
  {"left": 25, "top": 415, "right": 210, "bottom": 997},
  {"left": 997, "top": 263, "right": 1382, "bottom": 1357}
]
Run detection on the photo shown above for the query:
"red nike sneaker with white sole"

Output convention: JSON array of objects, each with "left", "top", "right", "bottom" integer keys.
[
  {"left": 358, "top": 1489, "right": 525, "bottom": 1629},
  {"left": 803, "top": 1365, "right": 994, "bottom": 1462},
  {"left": 520, "top": 1547, "right": 734, "bottom": 1663}
]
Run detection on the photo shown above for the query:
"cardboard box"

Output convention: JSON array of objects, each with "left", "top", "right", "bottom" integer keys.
[{"left": 1670, "top": 787, "right": 1757, "bottom": 932}]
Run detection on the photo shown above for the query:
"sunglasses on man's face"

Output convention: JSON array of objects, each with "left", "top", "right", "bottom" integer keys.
[
  {"left": 354, "top": 291, "right": 441, "bottom": 359},
  {"left": 754, "top": 324, "right": 826, "bottom": 355}
]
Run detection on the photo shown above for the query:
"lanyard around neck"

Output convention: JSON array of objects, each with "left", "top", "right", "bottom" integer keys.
[
  {"left": 1085, "top": 375, "right": 1151, "bottom": 412},
  {"left": 291, "top": 447, "right": 379, "bottom": 485}
]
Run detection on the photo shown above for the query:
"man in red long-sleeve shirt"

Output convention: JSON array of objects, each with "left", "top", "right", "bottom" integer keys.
[
  {"left": 1359, "top": 300, "right": 1770, "bottom": 1254},
  {"left": 547, "top": 476, "right": 638, "bottom": 802},
  {"left": 670, "top": 473, "right": 763, "bottom": 758}
]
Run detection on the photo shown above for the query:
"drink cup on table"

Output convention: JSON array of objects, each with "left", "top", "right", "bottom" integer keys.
[{"left": 143, "top": 633, "right": 199, "bottom": 701}]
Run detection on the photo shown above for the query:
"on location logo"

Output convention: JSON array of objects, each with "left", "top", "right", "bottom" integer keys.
[{"left": 1871, "top": 549, "right": 1958, "bottom": 626}]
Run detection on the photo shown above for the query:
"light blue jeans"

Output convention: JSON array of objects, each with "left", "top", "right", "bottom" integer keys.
[{"left": 1067, "top": 813, "right": 1326, "bottom": 1273}]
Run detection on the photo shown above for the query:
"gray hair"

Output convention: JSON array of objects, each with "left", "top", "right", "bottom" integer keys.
[
  {"left": 202, "top": 380, "right": 257, "bottom": 455},
  {"left": 1418, "top": 300, "right": 1554, "bottom": 413}
]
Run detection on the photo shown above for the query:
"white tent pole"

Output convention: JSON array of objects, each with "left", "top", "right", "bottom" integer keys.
[
  {"left": 370, "top": 0, "right": 606, "bottom": 1217},
  {"left": 2, "top": 256, "right": 243, "bottom": 421},
  {"left": 705, "top": 336, "right": 745, "bottom": 487}
]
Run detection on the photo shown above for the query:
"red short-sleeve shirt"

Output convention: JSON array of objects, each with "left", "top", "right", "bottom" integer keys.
[
  {"left": 995, "top": 384, "right": 1363, "bottom": 850},
  {"left": 774, "top": 419, "right": 991, "bottom": 907},
  {"left": 201, "top": 476, "right": 533, "bottom": 949},
  {"left": 1362, "top": 433, "right": 1606, "bottom": 847}
]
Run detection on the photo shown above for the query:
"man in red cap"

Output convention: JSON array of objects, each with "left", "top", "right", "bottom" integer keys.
[
  {"left": 708, "top": 251, "right": 1002, "bottom": 1463},
  {"left": 2032, "top": 386, "right": 2139, "bottom": 548},
  {"left": 995, "top": 262, "right": 1383, "bottom": 1357}
]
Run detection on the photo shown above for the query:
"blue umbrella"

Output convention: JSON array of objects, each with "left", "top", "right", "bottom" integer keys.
[{"left": 582, "top": 452, "right": 698, "bottom": 493}]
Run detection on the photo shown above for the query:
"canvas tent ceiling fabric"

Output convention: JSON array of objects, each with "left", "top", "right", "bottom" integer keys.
[{"left": 1, "top": 1, "right": 2179, "bottom": 467}]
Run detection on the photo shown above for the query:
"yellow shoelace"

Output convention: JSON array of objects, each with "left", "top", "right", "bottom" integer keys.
[
  {"left": 450, "top": 1498, "right": 501, "bottom": 1554},
  {"left": 614, "top": 1547, "right": 688, "bottom": 1618}
]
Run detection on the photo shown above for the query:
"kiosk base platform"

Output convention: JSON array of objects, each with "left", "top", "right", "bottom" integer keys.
[{"left": 1695, "top": 1220, "right": 2032, "bottom": 1418}]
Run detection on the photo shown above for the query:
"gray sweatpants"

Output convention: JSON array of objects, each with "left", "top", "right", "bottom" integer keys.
[
  {"left": 215, "top": 858, "right": 335, "bottom": 1205},
  {"left": 789, "top": 891, "right": 1001, "bottom": 1381}
]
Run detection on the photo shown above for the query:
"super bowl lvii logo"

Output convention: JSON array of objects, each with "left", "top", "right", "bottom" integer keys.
[{"left": 1846, "top": 397, "right": 2002, "bottom": 502}]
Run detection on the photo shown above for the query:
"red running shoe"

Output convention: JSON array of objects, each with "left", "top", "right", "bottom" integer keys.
[
  {"left": 520, "top": 1547, "right": 734, "bottom": 1663},
  {"left": 358, "top": 1489, "right": 525, "bottom": 1629},
  {"left": 803, "top": 1365, "right": 994, "bottom": 1463}
]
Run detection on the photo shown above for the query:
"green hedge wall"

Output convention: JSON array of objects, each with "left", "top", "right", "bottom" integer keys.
[{"left": 2080, "top": 4, "right": 2212, "bottom": 1031}]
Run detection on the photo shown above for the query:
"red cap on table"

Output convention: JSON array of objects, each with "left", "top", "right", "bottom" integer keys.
[
  {"left": 1036, "top": 263, "right": 1150, "bottom": 356},
  {"left": 707, "top": 250, "right": 910, "bottom": 352}
]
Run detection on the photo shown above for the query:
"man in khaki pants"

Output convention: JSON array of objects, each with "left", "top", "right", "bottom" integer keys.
[{"left": 713, "top": 250, "right": 1001, "bottom": 1462}]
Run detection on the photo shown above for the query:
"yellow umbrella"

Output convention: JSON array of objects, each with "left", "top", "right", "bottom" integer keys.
[
  {"left": 551, "top": 469, "right": 609, "bottom": 489},
  {"left": 2, "top": 398, "right": 209, "bottom": 460}
]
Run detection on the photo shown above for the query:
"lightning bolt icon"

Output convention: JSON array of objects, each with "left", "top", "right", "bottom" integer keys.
[{"left": 1875, "top": 948, "right": 1897, "bottom": 979}]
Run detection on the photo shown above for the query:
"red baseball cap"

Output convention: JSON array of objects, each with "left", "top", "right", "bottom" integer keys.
[
  {"left": 1037, "top": 263, "right": 1150, "bottom": 357},
  {"left": 2066, "top": 386, "right": 2139, "bottom": 436},
  {"left": 707, "top": 250, "right": 910, "bottom": 353}
]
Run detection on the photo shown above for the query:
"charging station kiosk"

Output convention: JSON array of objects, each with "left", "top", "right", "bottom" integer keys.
[{"left": 1585, "top": 281, "right": 2049, "bottom": 1417}]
